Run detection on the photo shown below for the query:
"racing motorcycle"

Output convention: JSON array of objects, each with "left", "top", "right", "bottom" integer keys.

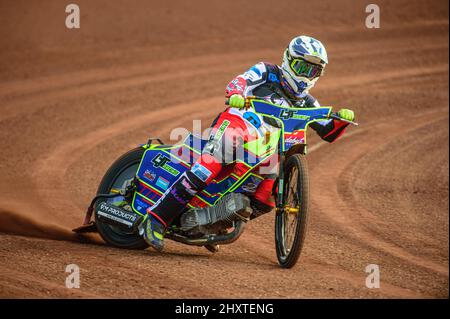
[{"left": 73, "top": 97, "right": 358, "bottom": 268}]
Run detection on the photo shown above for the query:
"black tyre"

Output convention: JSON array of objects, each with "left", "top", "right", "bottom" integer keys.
[
  {"left": 95, "top": 147, "right": 149, "bottom": 250},
  {"left": 275, "top": 154, "right": 310, "bottom": 268}
]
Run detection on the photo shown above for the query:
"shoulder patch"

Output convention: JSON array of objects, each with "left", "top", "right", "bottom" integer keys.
[
  {"left": 268, "top": 72, "right": 280, "bottom": 83},
  {"left": 249, "top": 65, "right": 261, "bottom": 77},
  {"left": 263, "top": 62, "right": 281, "bottom": 84}
]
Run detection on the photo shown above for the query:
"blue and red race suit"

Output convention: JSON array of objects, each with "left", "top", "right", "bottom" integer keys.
[
  {"left": 148, "top": 62, "right": 350, "bottom": 226},
  {"left": 225, "top": 62, "right": 349, "bottom": 142}
]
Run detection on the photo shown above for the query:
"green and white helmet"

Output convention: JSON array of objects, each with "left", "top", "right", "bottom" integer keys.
[{"left": 281, "top": 36, "right": 328, "bottom": 96}]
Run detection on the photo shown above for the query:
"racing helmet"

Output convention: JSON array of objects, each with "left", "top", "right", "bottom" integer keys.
[{"left": 281, "top": 36, "right": 328, "bottom": 96}]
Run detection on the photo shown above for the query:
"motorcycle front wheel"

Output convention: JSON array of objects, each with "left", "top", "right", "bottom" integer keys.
[
  {"left": 275, "top": 154, "right": 310, "bottom": 268},
  {"left": 95, "top": 147, "right": 149, "bottom": 250}
]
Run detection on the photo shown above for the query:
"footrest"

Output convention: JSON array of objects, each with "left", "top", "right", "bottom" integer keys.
[{"left": 72, "top": 221, "right": 97, "bottom": 233}]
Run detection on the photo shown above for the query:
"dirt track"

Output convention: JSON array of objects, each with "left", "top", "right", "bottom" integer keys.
[{"left": 0, "top": 0, "right": 448, "bottom": 298}]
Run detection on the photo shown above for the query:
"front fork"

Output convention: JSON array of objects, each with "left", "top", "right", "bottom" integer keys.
[
  {"left": 276, "top": 133, "right": 285, "bottom": 215},
  {"left": 275, "top": 135, "right": 302, "bottom": 216}
]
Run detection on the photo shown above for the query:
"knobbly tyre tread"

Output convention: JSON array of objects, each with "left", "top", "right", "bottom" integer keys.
[
  {"left": 95, "top": 147, "right": 149, "bottom": 250},
  {"left": 275, "top": 154, "right": 310, "bottom": 268}
]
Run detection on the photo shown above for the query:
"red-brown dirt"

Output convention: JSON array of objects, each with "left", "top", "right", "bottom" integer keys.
[{"left": 0, "top": 0, "right": 448, "bottom": 298}]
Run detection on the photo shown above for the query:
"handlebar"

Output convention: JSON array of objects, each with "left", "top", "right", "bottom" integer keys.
[
  {"left": 329, "top": 113, "right": 359, "bottom": 126},
  {"left": 225, "top": 96, "right": 359, "bottom": 126}
]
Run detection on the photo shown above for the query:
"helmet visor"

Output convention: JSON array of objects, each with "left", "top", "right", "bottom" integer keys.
[{"left": 289, "top": 58, "right": 324, "bottom": 80}]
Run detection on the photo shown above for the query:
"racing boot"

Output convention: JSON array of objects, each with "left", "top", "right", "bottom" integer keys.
[
  {"left": 250, "top": 179, "right": 276, "bottom": 219},
  {"left": 204, "top": 244, "right": 220, "bottom": 253},
  {"left": 140, "top": 213, "right": 166, "bottom": 251},
  {"left": 141, "top": 159, "right": 221, "bottom": 251}
]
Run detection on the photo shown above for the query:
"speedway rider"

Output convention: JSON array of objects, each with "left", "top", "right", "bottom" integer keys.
[{"left": 141, "top": 36, "right": 356, "bottom": 251}]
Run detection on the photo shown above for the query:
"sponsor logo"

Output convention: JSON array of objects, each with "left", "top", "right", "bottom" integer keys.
[
  {"left": 214, "top": 120, "right": 230, "bottom": 141},
  {"left": 233, "top": 79, "right": 243, "bottom": 91},
  {"left": 298, "top": 81, "right": 308, "bottom": 91},
  {"left": 244, "top": 71, "right": 257, "bottom": 81},
  {"left": 162, "top": 164, "right": 179, "bottom": 176},
  {"left": 152, "top": 153, "right": 170, "bottom": 167},
  {"left": 285, "top": 131, "right": 305, "bottom": 145},
  {"left": 279, "top": 109, "right": 310, "bottom": 121},
  {"left": 155, "top": 176, "right": 170, "bottom": 190},
  {"left": 285, "top": 137, "right": 304, "bottom": 144},
  {"left": 170, "top": 188, "right": 189, "bottom": 205},
  {"left": 134, "top": 198, "right": 147, "bottom": 211},
  {"left": 191, "top": 162, "right": 212, "bottom": 182},
  {"left": 228, "top": 78, "right": 246, "bottom": 92},
  {"left": 143, "top": 169, "right": 156, "bottom": 182},
  {"left": 180, "top": 177, "right": 196, "bottom": 195},
  {"left": 241, "top": 182, "right": 257, "bottom": 193},
  {"left": 249, "top": 65, "right": 261, "bottom": 76},
  {"left": 97, "top": 202, "right": 138, "bottom": 227},
  {"left": 293, "top": 99, "right": 306, "bottom": 107},
  {"left": 244, "top": 66, "right": 262, "bottom": 82},
  {"left": 279, "top": 109, "right": 296, "bottom": 120},
  {"left": 151, "top": 154, "right": 180, "bottom": 176},
  {"left": 268, "top": 72, "right": 280, "bottom": 83}
]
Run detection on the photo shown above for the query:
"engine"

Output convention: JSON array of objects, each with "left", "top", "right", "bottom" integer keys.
[{"left": 180, "top": 193, "right": 252, "bottom": 236}]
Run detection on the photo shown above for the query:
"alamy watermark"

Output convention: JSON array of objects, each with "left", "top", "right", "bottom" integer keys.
[
  {"left": 365, "top": 264, "right": 380, "bottom": 288},
  {"left": 65, "top": 264, "right": 80, "bottom": 288},
  {"left": 365, "top": 4, "right": 380, "bottom": 28},
  {"left": 65, "top": 4, "right": 80, "bottom": 29}
]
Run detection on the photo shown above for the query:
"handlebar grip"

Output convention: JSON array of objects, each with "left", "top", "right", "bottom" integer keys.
[
  {"left": 225, "top": 95, "right": 256, "bottom": 107},
  {"left": 330, "top": 113, "right": 359, "bottom": 126}
]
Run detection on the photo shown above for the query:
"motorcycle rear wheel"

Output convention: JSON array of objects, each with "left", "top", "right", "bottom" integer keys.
[
  {"left": 95, "top": 147, "right": 149, "bottom": 250},
  {"left": 275, "top": 154, "right": 310, "bottom": 268}
]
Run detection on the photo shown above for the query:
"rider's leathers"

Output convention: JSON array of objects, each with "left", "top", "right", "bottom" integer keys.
[{"left": 147, "top": 62, "right": 350, "bottom": 227}]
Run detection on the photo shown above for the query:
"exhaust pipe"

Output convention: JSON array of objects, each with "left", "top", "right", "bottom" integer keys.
[{"left": 166, "top": 220, "right": 246, "bottom": 246}]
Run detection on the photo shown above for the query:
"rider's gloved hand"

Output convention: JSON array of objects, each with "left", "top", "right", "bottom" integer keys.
[
  {"left": 228, "top": 94, "right": 245, "bottom": 109},
  {"left": 338, "top": 109, "right": 355, "bottom": 121}
]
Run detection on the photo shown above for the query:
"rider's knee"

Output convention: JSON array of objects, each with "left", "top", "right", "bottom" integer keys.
[
  {"left": 250, "top": 198, "right": 274, "bottom": 219},
  {"left": 254, "top": 179, "right": 276, "bottom": 204},
  {"left": 251, "top": 179, "right": 276, "bottom": 219}
]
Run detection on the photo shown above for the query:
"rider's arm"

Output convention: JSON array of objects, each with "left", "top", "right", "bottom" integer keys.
[
  {"left": 310, "top": 120, "right": 349, "bottom": 143},
  {"left": 225, "top": 62, "right": 268, "bottom": 98},
  {"left": 306, "top": 95, "right": 350, "bottom": 143}
]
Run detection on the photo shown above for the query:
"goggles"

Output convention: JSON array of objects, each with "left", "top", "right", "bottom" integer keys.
[{"left": 289, "top": 57, "right": 324, "bottom": 80}]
